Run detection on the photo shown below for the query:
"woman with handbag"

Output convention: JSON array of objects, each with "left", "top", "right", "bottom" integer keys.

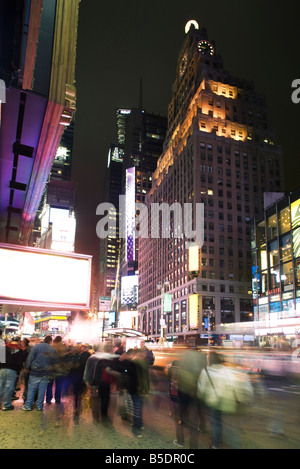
[{"left": 197, "top": 351, "right": 253, "bottom": 449}]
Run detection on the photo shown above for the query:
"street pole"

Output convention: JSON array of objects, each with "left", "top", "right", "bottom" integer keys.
[
  {"left": 158, "top": 279, "right": 169, "bottom": 344},
  {"left": 4, "top": 313, "right": 7, "bottom": 339}
]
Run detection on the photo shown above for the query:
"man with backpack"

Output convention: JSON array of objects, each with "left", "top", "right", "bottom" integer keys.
[{"left": 83, "top": 341, "right": 118, "bottom": 423}]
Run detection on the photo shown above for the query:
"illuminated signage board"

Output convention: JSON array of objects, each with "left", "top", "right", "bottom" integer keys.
[
  {"left": 163, "top": 293, "right": 172, "bottom": 313},
  {"left": 49, "top": 207, "right": 76, "bottom": 252},
  {"left": 291, "top": 198, "right": 300, "bottom": 257},
  {"left": 125, "top": 167, "right": 136, "bottom": 262},
  {"left": 188, "top": 244, "right": 199, "bottom": 272},
  {"left": 0, "top": 243, "right": 91, "bottom": 310},
  {"left": 99, "top": 297, "right": 111, "bottom": 312},
  {"left": 189, "top": 294, "right": 199, "bottom": 329},
  {"left": 121, "top": 275, "right": 138, "bottom": 305}
]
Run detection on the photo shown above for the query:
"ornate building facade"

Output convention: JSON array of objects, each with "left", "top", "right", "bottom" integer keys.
[{"left": 138, "top": 20, "right": 285, "bottom": 342}]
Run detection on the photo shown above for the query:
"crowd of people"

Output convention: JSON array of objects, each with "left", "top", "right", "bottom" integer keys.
[
  {"left": 0, "top": 332, "right": 256, "bottom": 448},
  {"left": 0, "top": 334, "right": 153, "bottom": 438}
]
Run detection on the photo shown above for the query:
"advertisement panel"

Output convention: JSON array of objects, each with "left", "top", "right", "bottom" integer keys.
[
  {"left": 121, "top": 275, "right": 138, "bottom": 305},
  {"left": 0, "top": 243, "right": 91, "bottom": 310},
  {"left": 291, "top": 198, "right": 300, "bottom": 257},
  {"left": 163, "top": 293, "right": 172, "bottom": 312},
  {"left": 125, "top": 167, "right": 136, "bottom": 262},
  {"left": 188, "top": 244, "right": 199, "bottom": 272},
  {"left": 189, "top": 294, "right": 199, "bottom": 329},
  {"left": 49, "top": 207, "right": 76, "bottom": 252}
]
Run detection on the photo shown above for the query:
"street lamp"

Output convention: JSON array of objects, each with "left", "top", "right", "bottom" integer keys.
[
  {"left": 139, "top": 306, "right": 147, "bottom": 334},
  {"left": 98, "top": 311, "right": 107, "bottom": 341},
  {"left": 157, "top": 279, "right": 170, "bottom": 342}
]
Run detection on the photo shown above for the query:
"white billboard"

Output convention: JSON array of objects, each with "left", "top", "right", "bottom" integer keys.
[
  {"left": 49, "top": 207, "right": 76, "bottom": 252},
  {"left": 0, "top": 243, "right": 91, "bottom": 310}
]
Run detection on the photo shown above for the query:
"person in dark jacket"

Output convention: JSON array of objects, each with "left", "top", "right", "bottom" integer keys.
[
  {"left": 69, "top": 344, "right": 90, "bottom": 425},
  {"left": 83, "top": 342, "right": 118, "bottom": 424},
  {"left": 110, "top": 348, "right": 149, "bottom": 437},
  {"left": 22, "top": 335, "right": 57, "bottom": 411},
  {"left": 0, "top": 337, "right": 26, "bottom": 410},
  {"left": 46, "top": 335, "right": 70, "bottom": 404},
  {"left": 21, "top": 338, "right": 31, "bottom": 403}
]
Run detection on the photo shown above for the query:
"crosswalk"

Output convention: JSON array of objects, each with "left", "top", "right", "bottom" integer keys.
[{"left": 268, "top": 384, "right": 300, "bottom": 395}]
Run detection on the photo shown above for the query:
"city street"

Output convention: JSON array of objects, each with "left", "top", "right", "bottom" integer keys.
[{"left": 0, "top": 368, "right": 300, "bottom": 451}]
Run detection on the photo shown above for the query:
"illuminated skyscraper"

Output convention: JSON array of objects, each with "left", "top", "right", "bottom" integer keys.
[
  {"left": 138, "top": 21, "right": 285, "bottom": 343},
  {"left": 99, "top": 107, "right": 167, "bottom": 328},
  {"left": 33, "top": 119, "right": 76, "bottom": 250},
  {"left": 98, "top": 109, "right": 128, "bottom": 302}
]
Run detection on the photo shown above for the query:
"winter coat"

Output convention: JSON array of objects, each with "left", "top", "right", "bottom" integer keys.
[
  {"left": 197, "top": 364, "right": 253, "bottom": 414},
  {"left": 0, "top": 343, "right": 26, "bottom": 373},
  {"left": 25, "top": 342, "right": 57, "bottom": 377},
  {"left": 133, "top": 358, "right": 150, "bottom": 395},
  {"left": 83, "top": 352, "right": 118, "bottom": 386}
]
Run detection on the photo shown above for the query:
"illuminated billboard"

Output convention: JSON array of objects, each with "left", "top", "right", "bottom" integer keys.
[
  {"left": 40, "top": 206, "right": 76, "bottom": 252},
  {"left": 121, "top": 275, "right": 138, "bottom": 305},
  {"left": 0, "top": 243, "right": 91, "bottom": 310},
  {"left": 49, "top": 207, "right": 76, "bottom": 252},
  {"left": 291, "top": 198, "right": 300, "bottom": 257},
  {"left": 189, "top": 294, "right": 199, "bottom": 329},
  {"left": 188, "top": 244, "right": 199, "bottom": 272},
  {"left": 125, "top": 167, "right": 135, "bottom": 262},
  {"left": 163, "top": 293, "right": 172, "bottom": 312}
]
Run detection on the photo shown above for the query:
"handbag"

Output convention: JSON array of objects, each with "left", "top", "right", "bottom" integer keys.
[{"left": 205, "top": 368, "right": 221, "bottom": 406}]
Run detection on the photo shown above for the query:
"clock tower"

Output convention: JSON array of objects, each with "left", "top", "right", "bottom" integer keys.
[{"left": 166, "top": 20, "right": 219, "bottom": 144}]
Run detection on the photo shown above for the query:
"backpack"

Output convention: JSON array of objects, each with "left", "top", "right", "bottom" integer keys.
[
  {"left": 146, "top": 348, "right": 155, "bottom": 366},
  {"left": 91, "top": 358, "right": 117, "bottom": 386},
  {"left": 91, "top": 359, "right": 104, "bottom": 386}
]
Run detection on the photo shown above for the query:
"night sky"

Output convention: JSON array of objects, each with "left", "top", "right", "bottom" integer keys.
[{"left": 71, "top": 0, "right": 300, "bottom": 260}]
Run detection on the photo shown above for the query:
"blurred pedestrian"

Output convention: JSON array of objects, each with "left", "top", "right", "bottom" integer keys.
[
  {"left": 22, "top": 335, "right": 57, "bottom": 411},
  {"left": 0, "top": 336, "right": 26, "bottom": 410},
  {"left": 173, "top": 349, "right": 207, "bottom": 449},
  {"left": 110, "top": 347, "right": 150, "bottom": 437},
  {"left": 140, "top": 340, "right": 155, "bottom": 366},
  {"left": 113, "top": 339, "right": 125, "bottom": 356},
  {"left": 131, "top": 348, "right": 150, "bottom": 437},
  {"left": 69, "top": 344, "right": 90, "bottom": 425},
  {"left": 168, "top": 358, "right": 184, "bottom": 447},
  {"left": 20, "top": 338, "right": 31, "bottom": 403},
  {"left": 110, "top": 349, "right": 135, "bottom": 423},
  {"left": 0, "top": 330, "right": 4, "bottom": 363},
  {"left": 10, "top": 337, "right": 23, "bottom": 401},
  {"left": 83, "top": 341, "right": 118, "bottom": 424},
  {"left": 46, "top": 336, "right": 70, "bottom": 405},
  {"left": 197, "top": 351, "right": 253, "bottom": 449},
  {"left": 168, "top": 359, "right": 180, "bottom": 418}
]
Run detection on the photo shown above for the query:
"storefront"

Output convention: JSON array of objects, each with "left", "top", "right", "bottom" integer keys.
[{"left": 252, "top": 188, "right": 300, "bottom": 346}]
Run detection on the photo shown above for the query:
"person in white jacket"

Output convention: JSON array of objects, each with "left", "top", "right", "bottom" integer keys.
[{"left": 197, "top": 351, "right": 253, "bottom": 449}]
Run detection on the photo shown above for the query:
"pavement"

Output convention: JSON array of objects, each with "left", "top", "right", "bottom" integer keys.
[{"left": 0, "top": 369, "right": 300, "bottom": 452}]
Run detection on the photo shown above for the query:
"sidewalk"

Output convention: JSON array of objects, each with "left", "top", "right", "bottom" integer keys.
[{"left": 0, "top": 384, "right": 300, "bottom": 450}]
